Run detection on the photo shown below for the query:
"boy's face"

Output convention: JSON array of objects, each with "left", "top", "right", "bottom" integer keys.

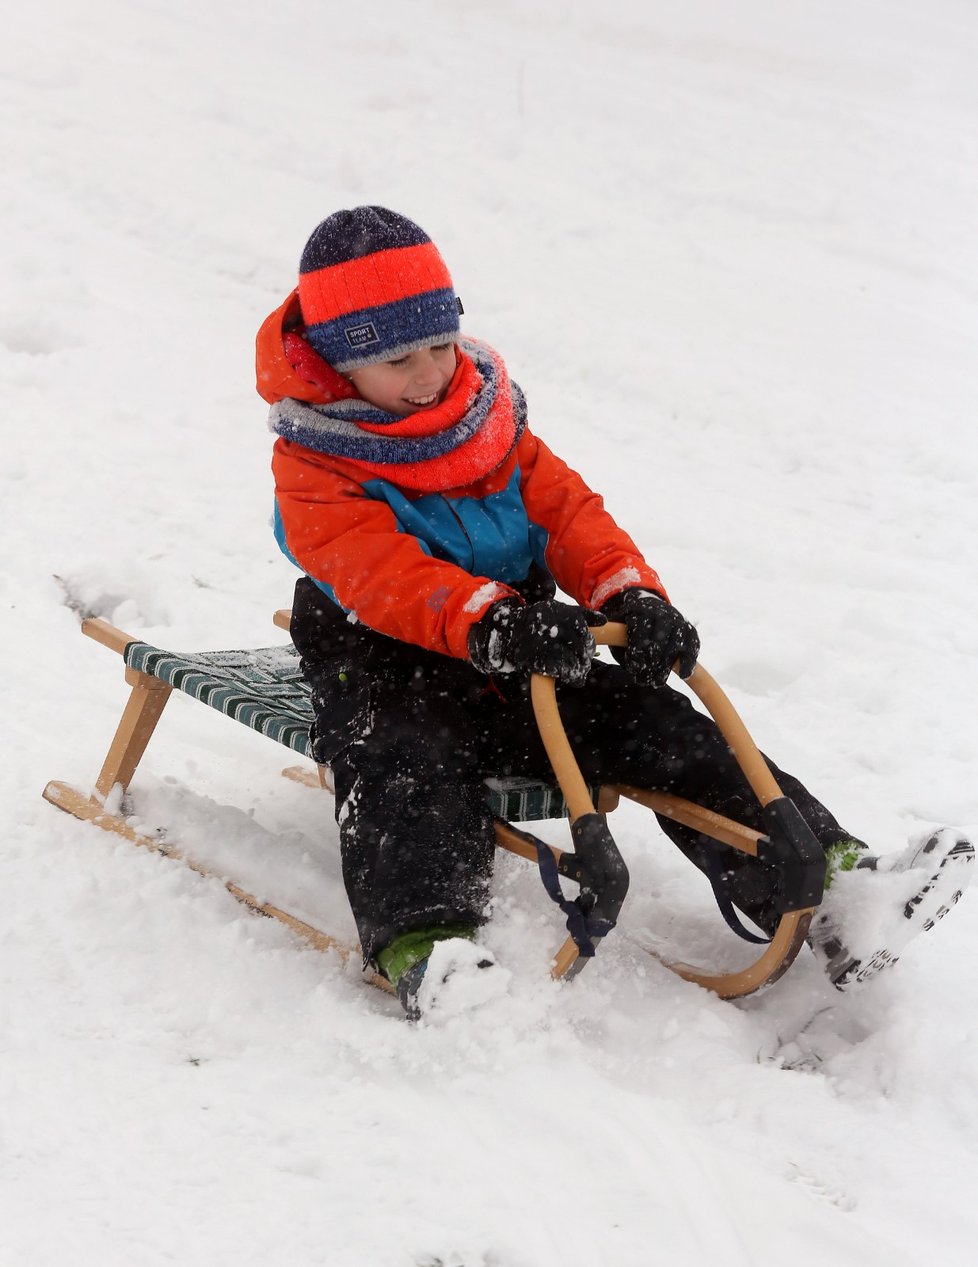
[{"left": 347, "top": 343, "right": 456, "bottom": 416}]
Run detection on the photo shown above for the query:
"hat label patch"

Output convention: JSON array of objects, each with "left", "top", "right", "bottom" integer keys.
[{"left": 344, "top": 322, "right": 380, "bottom": 349}]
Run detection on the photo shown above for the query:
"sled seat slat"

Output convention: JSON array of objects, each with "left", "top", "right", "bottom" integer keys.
[
  {"left": 120, "top": 639, "right": 586, "bottom": 822},
  {"left": 123, "top": 641, "right": 315, "bottom": 757}
]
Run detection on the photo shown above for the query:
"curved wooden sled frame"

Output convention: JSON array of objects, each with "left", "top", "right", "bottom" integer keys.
[
  {"left": 533, "top": 624, "right": 817, "bottom": 998},
  {"left": 43, "top": 616, "right": 818, "bottom": 1003}
]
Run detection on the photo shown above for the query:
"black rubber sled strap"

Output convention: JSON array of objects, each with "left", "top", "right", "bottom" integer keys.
[
  {"left": 700, "top": 850, "right": 771, "bottom": 945},
  {"left": 533, "top": 840, "right": 615, "bottom": 958}
]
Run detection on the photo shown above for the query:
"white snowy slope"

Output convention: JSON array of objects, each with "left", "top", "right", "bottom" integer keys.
[{"left": 3, "top": 1, "right": 978, "bottom": 1264}]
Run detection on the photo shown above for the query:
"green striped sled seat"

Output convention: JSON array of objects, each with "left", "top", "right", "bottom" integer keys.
[{"left": 123, "top": 640, "right": 587, "bottom": 823}]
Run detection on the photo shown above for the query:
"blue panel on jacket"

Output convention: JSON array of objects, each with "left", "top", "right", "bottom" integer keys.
[{"left": 362, "top": 467, "right": 536, "bottom": 583}]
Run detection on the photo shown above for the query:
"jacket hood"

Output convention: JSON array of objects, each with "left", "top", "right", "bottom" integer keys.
[{"left": 255, "top": 291, "right": 358, "bottom": 406}]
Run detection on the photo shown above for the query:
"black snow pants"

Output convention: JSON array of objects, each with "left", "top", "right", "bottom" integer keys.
[{"left": 291, "top": 580, "right": 851, "bottom": 963}]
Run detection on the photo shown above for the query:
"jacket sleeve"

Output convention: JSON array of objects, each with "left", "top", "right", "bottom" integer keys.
[
  {"left": 272, "top": 439, "right": 517, "bottom": 659},
  {"left": 516, "top": 429, "right": 669, "bottom": 608}
]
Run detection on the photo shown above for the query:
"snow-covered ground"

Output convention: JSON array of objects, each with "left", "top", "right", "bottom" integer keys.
[{"left": 3, "top": 2, "right": 978, "bottom": 1263}]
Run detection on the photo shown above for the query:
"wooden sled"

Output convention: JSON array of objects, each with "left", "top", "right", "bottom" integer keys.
[{"left": 43, "top": 615, "right": 824, "bottom": 1000}]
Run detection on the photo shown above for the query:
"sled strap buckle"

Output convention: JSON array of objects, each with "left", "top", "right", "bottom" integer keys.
[{"left": 534, "top": 813, "right": 630, "bottom": 958}]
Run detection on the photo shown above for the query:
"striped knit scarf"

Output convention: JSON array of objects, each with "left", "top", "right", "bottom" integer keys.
[{"left": 267, "top": 338, "right": 526, "bottom": 492}]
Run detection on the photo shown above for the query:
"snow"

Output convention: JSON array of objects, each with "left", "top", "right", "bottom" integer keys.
[
  {"left": 590, "top": 568, "right": 646, "bottom": 609},
  {"left": 463, "top": 582, "right": 511, "bottom": 615},
  {"left": 3, "top": 1, "right": 978, "bottom": 1263}
]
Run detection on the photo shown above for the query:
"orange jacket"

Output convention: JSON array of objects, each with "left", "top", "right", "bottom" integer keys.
[{"left": 260, "top": 294, "right": 667, "bottom": 659}]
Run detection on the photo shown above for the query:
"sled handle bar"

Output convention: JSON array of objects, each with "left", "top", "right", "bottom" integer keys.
[{"left": 530, "top": 622, "right": 785, "bottom": 821}]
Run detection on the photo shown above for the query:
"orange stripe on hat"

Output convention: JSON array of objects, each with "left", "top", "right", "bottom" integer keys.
[{"left": 299, "top": 241, "right": 453, "bottom": 327}]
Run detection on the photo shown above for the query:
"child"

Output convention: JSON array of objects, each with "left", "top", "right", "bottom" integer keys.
[{"left": 257, "top": 206, "right": 972, "bottom": 1019}]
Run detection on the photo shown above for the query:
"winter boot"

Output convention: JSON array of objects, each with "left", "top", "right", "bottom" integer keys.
[{"left": 809, "top": 828, "right": 974, "bottom": 990}]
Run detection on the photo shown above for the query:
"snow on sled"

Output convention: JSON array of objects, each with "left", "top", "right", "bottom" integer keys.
[{"left": 42, "top": 613, "right": 825, "bottom": 1000}]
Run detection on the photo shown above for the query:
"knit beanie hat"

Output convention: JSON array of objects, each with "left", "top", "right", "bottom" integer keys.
[{"left": 297, "top": 206, "right": 462, "bottom": 373}]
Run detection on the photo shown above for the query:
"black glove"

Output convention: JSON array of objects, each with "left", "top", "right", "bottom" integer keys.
[
  {"left": 468, "top": 598, "right": 606, "bottom": 686},
  {"left": 601, "top": 589, "right": 699, "bottom": 686}
]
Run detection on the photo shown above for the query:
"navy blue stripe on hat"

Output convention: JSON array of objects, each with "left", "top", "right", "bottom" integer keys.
[{"left": 304, "top": 288, "right": 460, "bottom": 372}]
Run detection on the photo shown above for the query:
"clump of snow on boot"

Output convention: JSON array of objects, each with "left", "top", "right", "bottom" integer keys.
[{"left": 411, "top": 939, "right": 512, "bottom": 1023}]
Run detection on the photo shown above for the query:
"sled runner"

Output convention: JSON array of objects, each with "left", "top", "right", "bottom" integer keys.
[{"left": 42, "top": 615, "right": 825, "bottom": 1000}]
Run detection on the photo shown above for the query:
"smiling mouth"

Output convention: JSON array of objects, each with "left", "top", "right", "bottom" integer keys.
[{"left": 405, "top": 392, "right": 439, "bottom": 407}]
